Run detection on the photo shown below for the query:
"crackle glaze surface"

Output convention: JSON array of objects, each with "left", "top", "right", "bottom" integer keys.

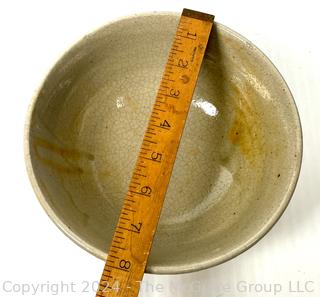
[{"left": 25, "top": 13, "right": 302, "bottom": 274}]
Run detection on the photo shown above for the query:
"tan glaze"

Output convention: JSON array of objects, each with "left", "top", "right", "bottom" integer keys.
[
  {"left": 33, "top": 137, "right": 94, "bottom": 174},
  {"left": 229, "top": 83, "right": 264, "bottom": 165},
  {"left": 25, "top": 13, "right": 302, "bottom": 274}
]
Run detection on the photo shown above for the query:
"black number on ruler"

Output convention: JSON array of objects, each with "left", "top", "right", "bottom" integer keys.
[
  {"left": 170, "top": 89, "right": 180, "bottom": 98},
  {"left": 141, "top": 186, "right": 152, "bottom": 195},
  {"left": 151, "top": 152, "right": 162, "bottom": 162},
  {"left": 119, "top": 259, "right": 131, "bottom": 270},
  {"left": 187, "top": 31, "right": 197, "bottom": 40},
  {"left": 160, "top": 120, "right": 171, "bottom": 129},
  {"left": 178, "top": 59, "right": 188, "bottom": 68},
  {"left": 131, "top": 222, "right": 142, "bottom": 232}
]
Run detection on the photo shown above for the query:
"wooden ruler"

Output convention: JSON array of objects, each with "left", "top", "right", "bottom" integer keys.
[{"left": 95, "top": 9, "right": 214, "bottom": 297}]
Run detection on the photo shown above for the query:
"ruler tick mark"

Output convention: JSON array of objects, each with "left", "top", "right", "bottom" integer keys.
[
  {"left": 118, "top": 226, "right": 140, "bottom": 234},
  {"left": 105, "top": 264, "right": 129, "bottom": 272},
  {"left": 102, "top": 274, "right": 113, "bottom": 278},
  {"left": 108, "top": 255, "right": 119, "bottom": 259},
  {"left": 120, "top": 217, "right": 130, "bottom": 221},
  {"left": 162, "top": 78, "right": 175, "bottom": 82},
  {"left": 140, "top": 156, "right": 161, "bottom": 163},
  {"left": 144, "top": 139, "right": 157, "bottom": 144},
  {"left": 137, "top": 164, "right": 146, "bottom": 168},
  {"left": 129, "top": 190, "right": 151, "bottom": 197},
  {"left": 111, "top": 245, "right": 125, "bottom": 250},
  {"left": 131, "top": 181, "right": 141, "bottom": 185},
  {"left": 123, "top": 208, "right": 136, "bottom": 212},
  {"left": 176, "top": 34, "right": 197, "bottom": 40},
  {"left": 158, "top": 93, "right": 179, "bottom": 99},
  {"left": 171, "top": 48, "right": 184, "bottom": 53},
  {"left": 150, "top": 123, "right": 170, "bottom": 130}
]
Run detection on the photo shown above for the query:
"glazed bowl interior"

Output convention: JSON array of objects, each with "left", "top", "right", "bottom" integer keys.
[{"left": 25, "top": 13, "right": 302, "bottom": 274}]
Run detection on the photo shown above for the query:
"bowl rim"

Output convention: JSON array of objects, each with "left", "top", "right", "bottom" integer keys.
[{"left": 24, "top": 11, "right": 303, "bottom": 275}]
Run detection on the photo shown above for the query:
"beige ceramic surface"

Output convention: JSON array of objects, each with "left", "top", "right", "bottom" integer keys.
[{"left": 25, "top": 13, "right": 302, "bottom": 274}]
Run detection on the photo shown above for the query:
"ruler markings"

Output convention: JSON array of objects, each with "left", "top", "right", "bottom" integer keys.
[{"left": 95, "top": 8, "right": 214, "bottom": 297}]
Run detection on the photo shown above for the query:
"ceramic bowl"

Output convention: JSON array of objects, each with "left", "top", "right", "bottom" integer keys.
[{"left": 25, "top": 13, "right": 302, "bottom": 274}]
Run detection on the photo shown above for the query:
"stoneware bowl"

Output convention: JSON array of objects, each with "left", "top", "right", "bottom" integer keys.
[{"left": 25, "top": 12, "right": 302, "bottom": 274}]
